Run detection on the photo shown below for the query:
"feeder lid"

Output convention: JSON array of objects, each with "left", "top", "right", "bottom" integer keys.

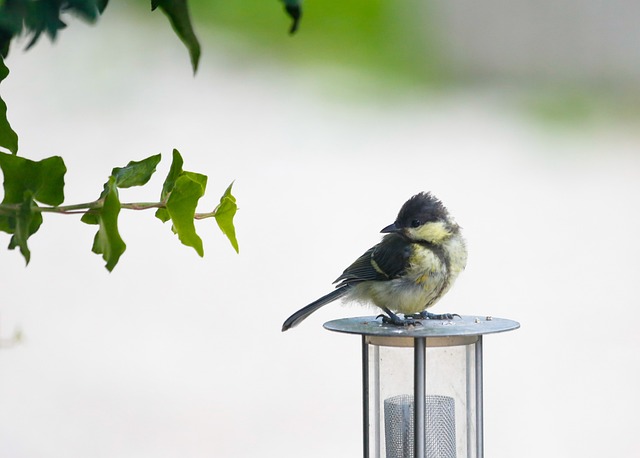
[{"left": 324, "top": 315, "right": 520, "bottom": 340}]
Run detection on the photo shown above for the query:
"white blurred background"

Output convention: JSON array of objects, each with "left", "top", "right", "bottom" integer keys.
[{"left": 1, "top": 3, "right": 639, "bottom": 458}]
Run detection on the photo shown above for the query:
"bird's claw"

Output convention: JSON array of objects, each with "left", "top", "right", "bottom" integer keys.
[
  {"left": 410, "top": 311, "right": 460, "bottom": 321},
  {"left": 376, "top": 313, "right": 422, "bottom": 327},
  {"left": 377, "top": 308, "right": 459, "bottom": 327}
]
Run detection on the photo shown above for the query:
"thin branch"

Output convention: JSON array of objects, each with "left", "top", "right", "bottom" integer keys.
[
  {"left": 0, "top": 200, "right": 218, "bottom": 219},
  {"left": 194, "top": 211, "right": 216, "bottom": 220},
  {"left": 0, "top": 200, "right": 165, "bottom": 214},
  {"left": 120, "top": 202, "right": 164, "bottom": 211},
  {"left": 38, "top": 201, "right": 102, "bottom": 214}
]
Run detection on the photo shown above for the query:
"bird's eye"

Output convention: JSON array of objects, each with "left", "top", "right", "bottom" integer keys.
[{"left": 411, "top": 219, "right": 421, "bottom": 228}]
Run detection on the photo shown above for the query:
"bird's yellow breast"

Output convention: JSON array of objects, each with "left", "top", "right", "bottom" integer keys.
[
  {"left": 348, "top": 233, "right": 467, "bottom": 316},
  {"left": 351, "top": 244, "right": 448, "bottom": 315}
]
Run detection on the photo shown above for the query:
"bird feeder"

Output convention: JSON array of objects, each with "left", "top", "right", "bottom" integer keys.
[{"left": 324, "top": 315, "right": 519, "bottom": 458}]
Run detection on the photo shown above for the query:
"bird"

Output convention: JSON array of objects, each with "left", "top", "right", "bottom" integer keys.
[{"left": 282, "top": 192, "right": 468, "bottom": 331}]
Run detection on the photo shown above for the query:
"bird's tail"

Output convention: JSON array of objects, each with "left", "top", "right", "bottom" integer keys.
[{"left": 282, "top": 286, "right": 350, "bottom": 331}]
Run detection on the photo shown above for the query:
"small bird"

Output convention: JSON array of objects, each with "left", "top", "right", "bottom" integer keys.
[{"left": 282, "top": 192, "right": 468, "bottom": 331}]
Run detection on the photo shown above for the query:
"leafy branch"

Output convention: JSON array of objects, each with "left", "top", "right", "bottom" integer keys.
[
  {"left": 0, "top": 149, "right": 239, "bottom": 271},
  {"left": 0, "top": 1, "right": 259, "bottom": 270}
]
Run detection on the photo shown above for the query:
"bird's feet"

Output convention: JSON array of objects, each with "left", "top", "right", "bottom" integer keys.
[
  {"left": 409, "top": 311, "right": 460, "bottom": 321},
  {"left": 377, "top": 308, "right": 422, "bottom": 327}
]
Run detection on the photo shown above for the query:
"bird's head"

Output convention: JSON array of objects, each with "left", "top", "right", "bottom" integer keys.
[{"left": 381, "top": 192, "right": 459, "bottom": 244}]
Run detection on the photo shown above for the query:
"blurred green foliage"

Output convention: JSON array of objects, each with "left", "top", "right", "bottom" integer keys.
[
  {"left": 520, "top": 88, "right": 640, "bottom": 127},
  {"left": 186, "top": 0, "right": 448, "bottom": 86}
]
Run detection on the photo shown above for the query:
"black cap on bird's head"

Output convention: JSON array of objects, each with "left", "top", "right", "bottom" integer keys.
[{"left": 380, "top": 192, "right": 452, "bottom": 238}]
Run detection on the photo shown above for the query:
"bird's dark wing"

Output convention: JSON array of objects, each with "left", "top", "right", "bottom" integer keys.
[{"left": 334, "top": 234, "right": 411, "bottom": 286}]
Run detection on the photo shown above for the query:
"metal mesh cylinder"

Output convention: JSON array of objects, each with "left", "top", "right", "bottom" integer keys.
[{"left": 384, "top": 394, "right": 456, "bottom": 458}]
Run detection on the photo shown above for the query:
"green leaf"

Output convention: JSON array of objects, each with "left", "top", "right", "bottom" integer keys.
[
  {"left": 6, "top": 195, "right": 43, "bottom": 264},
  {"left": 282, "top": 0, "right": 302, "bottom": 34},
  {"left": 0, "top": 57, "right": 18, "bottom": 154},
  {"left": 164, "top": 171, "right": 207, "bottom": 256},
  {"left": 155, "top": 150, "right": 238, "bottom": 255},
  {"left": 81, "top": 178, "right": 126, "bottom": 271},
  {"left": 80, "top": 211, "right": 98, "bottom": 225},
  {"left": 155, "top": 206, "right": 170, "bottom": 223},
  {"left": 97, "top": 0, "right": 110, "bottom": 14},
  {"left": 214, "top": 182, "right": 239, "bottom": 253},
  {"left": 68, "top": 0, "right": 105, "bottom": 21},
  {"left": 0, "top": 152, "right": 65, "bottom": 263},
  {"left": 112, "top": 153, "right": 161, "bottom": 188},
  {"left": 82, "top": 151, "right": 159, "bottom": 270},
  {"left": 159, "top": 149, "right": 184, "bottom": 201},
  {"left": 0, "top": 153, "right": 66, "bottom": 206},
  {"left": 156, "top": 148, "right": 184, "bottom": 223},
  {"left": 151, "top": 0, "right": 201, "bottom": 73}
]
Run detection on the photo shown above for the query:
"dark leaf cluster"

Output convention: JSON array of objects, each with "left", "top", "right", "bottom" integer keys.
[{"left": 0, "top": 0, "right": 109, "bottom": 57}]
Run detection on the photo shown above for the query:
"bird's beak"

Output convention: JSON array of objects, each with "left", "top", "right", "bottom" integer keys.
[{"left": 380, "top": 222, "right": 401, "bottom": 233}]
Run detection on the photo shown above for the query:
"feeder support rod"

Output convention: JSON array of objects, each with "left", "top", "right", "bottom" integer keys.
[
  {"left": 476, "top": 335, "right": 484, "bottom": 458},
  {"left": 362, "top": 336, "right": 370, "bottom": 458},
  {"left": 414, "top": 337, "right": 426, "bottom": 458}
]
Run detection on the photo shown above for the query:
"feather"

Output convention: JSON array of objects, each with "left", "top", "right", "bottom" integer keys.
[
  {"left": 334, "top": 234, "right": 411, "bottom": 286},
  {"left": 281, "top": 287, "right": 350, "bottom": 331}
]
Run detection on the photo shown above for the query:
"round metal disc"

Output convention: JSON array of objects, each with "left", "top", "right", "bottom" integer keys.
[{"left": 323, "top": 315, "right": 520, "bottom": 339}]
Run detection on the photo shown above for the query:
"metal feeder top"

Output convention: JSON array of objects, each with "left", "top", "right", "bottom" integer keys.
[{"left": 324, "top": 315, "right": 520, "bottom": 347}]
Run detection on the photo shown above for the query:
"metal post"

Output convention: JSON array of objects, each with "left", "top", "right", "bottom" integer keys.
[
  {"left": 466, "top": 342, "right": 474, "bottom": 454},
  {"left": 475, "top": 335, "right": 484, "bottom": 458},
  {"left": 414, "top": 337, "right": 426, "bottom": 458},
  {"left": 362, "top": 335, "right": 370, "bottom": 458}
]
